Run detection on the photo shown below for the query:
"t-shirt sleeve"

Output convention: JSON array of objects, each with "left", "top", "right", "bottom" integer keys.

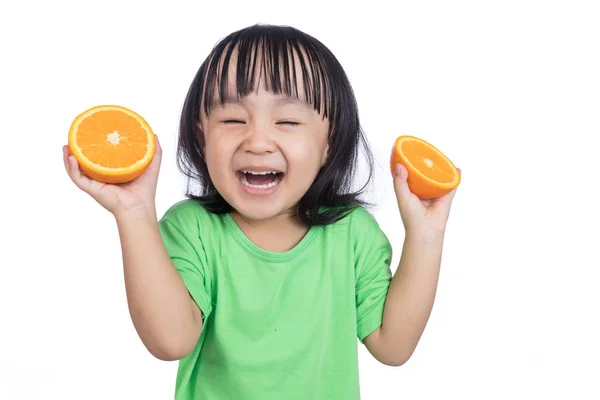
[
  {"left": 353, "top": 208, "right": 393, "bottom": 342},
  {"left": 158, "top": 202, "right": 213, "bottom": 320}
]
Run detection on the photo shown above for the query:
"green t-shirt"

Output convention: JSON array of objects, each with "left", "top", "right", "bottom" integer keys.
[{"left": 158, "top": 199, "right": 393, "bottom": 400}]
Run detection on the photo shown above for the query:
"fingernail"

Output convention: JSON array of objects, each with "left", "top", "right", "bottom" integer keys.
[{"left": 395, "top": 164, "right": 401, "bottom": 176}]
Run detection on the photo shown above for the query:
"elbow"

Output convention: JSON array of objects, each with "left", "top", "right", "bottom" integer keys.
[
  {"left": 148, "top": 340, "right": 195, "bottom": 361},
  {"left": 154, "top": 352, "right": 188, "bottom": 362},
  {"left": 373, "top": 348, "right": 414, "bottom": 367},
  {"left": 364, "top": 328, "right": 414, "bottom": 367},
  {"left": 142, "top": 330, "right": 199, "bottom": 361},
  {"left": 378, "top": 354, "right": 410, "bottom": 367},
  {"left": 142, "top": 321, "right": 202, "bottom": 361}
]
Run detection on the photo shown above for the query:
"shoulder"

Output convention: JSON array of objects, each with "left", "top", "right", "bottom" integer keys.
[
  {"left": 162, "top": 198, "right": 207, "bottom": 218},
  {"left": 159, "top": 198, "right": 218, "bottom": 231},
  {"left": 325, "top": 205, "right": 390, "bottom": 246},
  {"left": 346, "top": 205, "right": 380, "bottom": 226},
  {"left": 325, "top": 206, "right": 392, "bottom": 274},
  {"left": 331, "top": 205, "right": 384, "bottom": 233}
]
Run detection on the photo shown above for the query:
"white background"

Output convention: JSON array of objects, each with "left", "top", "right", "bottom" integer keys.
[{"left": 1, "top": 0, "right": 599, "bottom": 399}]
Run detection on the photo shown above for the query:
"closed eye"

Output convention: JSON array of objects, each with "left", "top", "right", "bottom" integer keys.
[
  {"left": 223, "top": 119, "right": 245, "bottom": 124},
  {"left": 278, "top": 121, "right": 301, "bottom": 126}
]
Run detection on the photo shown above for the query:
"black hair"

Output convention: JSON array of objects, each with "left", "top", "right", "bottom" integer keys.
[{"left": 177, "top": 24, "right": 375, "bottom": 226}]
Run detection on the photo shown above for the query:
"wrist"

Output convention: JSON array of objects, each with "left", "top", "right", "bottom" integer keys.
[
  {"left": 114, "top": 203, "right": 157, "bottom": 225},
  {"left": 404, "top": 227, "right": 445, "bottom": 245}
]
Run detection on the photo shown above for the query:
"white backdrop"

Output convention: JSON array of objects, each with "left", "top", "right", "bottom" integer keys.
[{"left": 1, "top": 0, "right": 599, "bottom": 399}]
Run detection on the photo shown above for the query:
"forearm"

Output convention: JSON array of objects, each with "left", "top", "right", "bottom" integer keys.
[
  {"left": 376, "top": 232, "right": 445, "bottom": 364},
  {"left": 115, "top": 206, "right": 201, "bottom": 361}
]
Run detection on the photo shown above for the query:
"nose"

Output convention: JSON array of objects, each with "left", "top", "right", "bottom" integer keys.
[{"left": 241, "top": 124, "right": 276, "bottom": 154}]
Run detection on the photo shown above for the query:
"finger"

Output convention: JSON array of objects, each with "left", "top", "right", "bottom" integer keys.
[
  {"left": 146, "top": 135, "right": 162, "bottom": 173},
  {"left": 66, "top": 153, "right": 93, "bottom": 193},
  {"left": 153, "top": 134, "right": 162, "bottom": 163},
  {"left": 392, "top": 163, "right": 416, "bottom": 218},
  {"left": 127, "top": 135, "right": 162, "bottom": 190},
  {"left": 435, "top": 167, "right": 460, "bottom": 206},
  {"left": 444, "top": 187, "right": 458, "bottom": 203},
  {"left": 392, "top": 163, "right": 412, "bottom": 201},
  {"left": 62, "top": 145, "right": 70, "bottom": 173},
  {"left": 432, "top": 187, "right": 458, "bottom": 214}
]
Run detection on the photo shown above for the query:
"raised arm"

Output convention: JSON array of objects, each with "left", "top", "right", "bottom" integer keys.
[
  {"left": 117, "top": 207, "right": 202, "bottom": 361},
  {"left": 63, "top": 138, "right": 201, "bottom": 361}
]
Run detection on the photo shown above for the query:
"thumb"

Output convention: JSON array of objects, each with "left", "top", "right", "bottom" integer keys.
[
  {"left": 130, "top": 135, "right": 162, "bottom": 188},
  {"left": 393, "top": 163, "right": 412, "bottom": 203},
  {"left": 145, "top": 135, "right": 163, "bottom": 176}
]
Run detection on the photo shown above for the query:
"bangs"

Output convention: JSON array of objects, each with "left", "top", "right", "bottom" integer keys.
[{"left": 199, "top": 25, "right": 336, "bottom": 119}]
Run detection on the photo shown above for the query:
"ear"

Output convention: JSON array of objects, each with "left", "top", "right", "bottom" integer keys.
[
  {"left": 320, "top": 120, "right": 334, "bottom": 167},
  {"left": 195, "top": 120, "right": 206, "bottom": 150},
  {"left": 320, "top": 142, "right": 329, "bottom": 167}
]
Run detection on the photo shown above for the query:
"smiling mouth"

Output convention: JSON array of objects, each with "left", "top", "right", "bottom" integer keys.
[{"left": 236, "top": 169, "right": 284, "bottom": 189}]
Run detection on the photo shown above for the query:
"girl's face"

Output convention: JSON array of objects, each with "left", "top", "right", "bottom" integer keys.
[{"left": 199, "top": 87, "right": 330, "bottom": 223}]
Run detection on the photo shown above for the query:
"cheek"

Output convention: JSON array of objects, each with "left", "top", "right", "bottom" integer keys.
[
  {"left": 284, "top": 136, "right": 327, "bottom": 175},
  {"left": 204, "top": 135, "right": 235, "bottom": 177}
]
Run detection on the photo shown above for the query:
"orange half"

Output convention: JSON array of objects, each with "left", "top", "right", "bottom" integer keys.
[
  {"left": 68, "top": 105, "right": 156, "bottom": 184},
  {"left": 390, "top": 135, "right": 460, "bottom": 199}
]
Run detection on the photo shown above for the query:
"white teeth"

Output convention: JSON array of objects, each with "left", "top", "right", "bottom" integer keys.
[
  {"left": 242, "top": 170, "right": 279, "bottom": 175},
  {"left": 240, "top": 173, "right": 282, "bottom": 189}
]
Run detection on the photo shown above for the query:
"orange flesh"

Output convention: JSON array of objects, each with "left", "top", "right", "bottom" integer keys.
[
  {"left": 400, "top": 139, "right": 456, "bottom": 184},
  {"left": 75, "top": 110, "right": 149, "bottom": 168}
]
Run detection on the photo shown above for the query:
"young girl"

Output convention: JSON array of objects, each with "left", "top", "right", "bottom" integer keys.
[{"left": 63, "top": 24, "right": 458, "bottom": 400}]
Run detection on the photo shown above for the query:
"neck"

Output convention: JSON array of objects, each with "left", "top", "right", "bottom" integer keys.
[{"left": 230, "top": 210, "right": 310, "bottom": 252}]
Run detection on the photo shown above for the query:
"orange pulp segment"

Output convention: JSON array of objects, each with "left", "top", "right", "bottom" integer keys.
[
  {"left": 68, "top": 105, "right": 155, "bottom": 184},
  {"left": 390, "top": 135, "right": 460, "bottom": 199}
]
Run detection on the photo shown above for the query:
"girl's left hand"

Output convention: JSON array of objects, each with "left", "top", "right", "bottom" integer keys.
[{"left": 392, "top": 163, "right": 460, "bottom": 238}]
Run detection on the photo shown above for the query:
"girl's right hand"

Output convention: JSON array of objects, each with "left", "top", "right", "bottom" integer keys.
[{"left": 62, "top": 135, "right": 163, "bottom": 218}]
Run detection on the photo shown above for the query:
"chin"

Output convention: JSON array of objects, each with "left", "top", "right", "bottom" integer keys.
[
  {"left": 223, "top": 169, "right": 291, "bottom": 221},
  {"left": 215, "top": 169, "right": 306, "bottom": 223}
]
